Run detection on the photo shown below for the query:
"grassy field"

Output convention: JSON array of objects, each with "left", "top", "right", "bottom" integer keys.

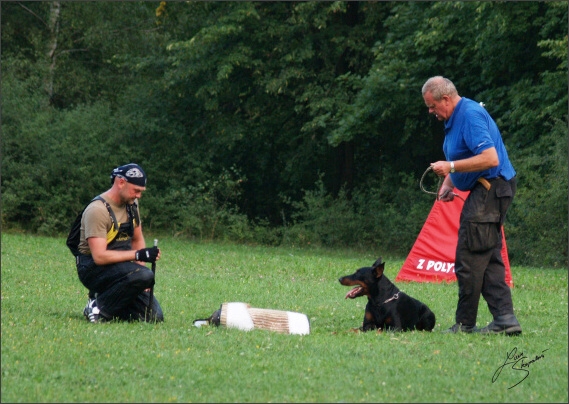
[{"left": 1, "top": 233, "right": 567, "bottom": 403}]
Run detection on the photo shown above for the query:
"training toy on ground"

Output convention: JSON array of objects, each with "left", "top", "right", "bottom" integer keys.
[{"left": 193, "top": 302, "right": 310, "bottom": 335}]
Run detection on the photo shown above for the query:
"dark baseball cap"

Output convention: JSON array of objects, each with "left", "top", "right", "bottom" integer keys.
[{"left": 110, "top": 163, "right": 147, "bottom": 187}]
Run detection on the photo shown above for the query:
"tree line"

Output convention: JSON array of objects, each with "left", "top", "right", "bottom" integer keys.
[{"left": 1, "top": 1, "right": 567, "bottom": 267}]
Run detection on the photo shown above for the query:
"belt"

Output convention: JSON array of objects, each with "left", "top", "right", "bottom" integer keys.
[{"left": 477, "top": 177, "right": 492, "bottom": 191}]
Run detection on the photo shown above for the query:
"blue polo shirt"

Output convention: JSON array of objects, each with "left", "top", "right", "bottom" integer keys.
[{"left": 443, "top": 98, "right": 516, "bottom": 191}]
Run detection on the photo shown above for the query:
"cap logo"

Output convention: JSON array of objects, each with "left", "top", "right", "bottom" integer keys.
[
  {"left": 111, "top": 163, "right": 147, "bottom": 186},
  {"left": 125, "top": 167, "right": 144, "bottom": 179}
]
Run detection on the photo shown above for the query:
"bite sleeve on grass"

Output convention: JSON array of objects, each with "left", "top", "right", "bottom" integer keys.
[{"left": 220, "top": 302, "right": 310, "bottom": 335}]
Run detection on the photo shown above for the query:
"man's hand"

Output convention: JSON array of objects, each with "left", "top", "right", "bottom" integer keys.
[
  {"left": 438, "top": 186, "right": 455, "bottom": 202},
  {"left": 135, "top": 247, "right": 160, "bottom": 263},
  {"left": 431, "top": 161, "right": 452, "bottom": 177}
]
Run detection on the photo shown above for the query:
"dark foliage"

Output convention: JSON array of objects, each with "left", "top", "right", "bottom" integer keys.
[{"left": 1, "top": 1, "right": 567, "bottom": 267}]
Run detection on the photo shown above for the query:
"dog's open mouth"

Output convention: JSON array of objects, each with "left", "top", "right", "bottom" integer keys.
[{"left": 345, "top": 286, "right": 364, "bottom": 299}]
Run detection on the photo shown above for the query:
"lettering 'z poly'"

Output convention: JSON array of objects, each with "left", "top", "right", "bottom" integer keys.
[{"left": 416, "top": 259, "right": 455, "bottom": 273}]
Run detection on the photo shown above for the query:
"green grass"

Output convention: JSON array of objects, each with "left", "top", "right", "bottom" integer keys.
[{"left": 1, "top": 233, "right": 567, "bottom": 403}]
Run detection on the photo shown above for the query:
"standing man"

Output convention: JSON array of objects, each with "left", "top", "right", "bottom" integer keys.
[
  {"left": 76, "top": 163, "right": 163, "bottom": 323},
  {"left": 422, "top": 76, "right": 521, "bottom": 335}
]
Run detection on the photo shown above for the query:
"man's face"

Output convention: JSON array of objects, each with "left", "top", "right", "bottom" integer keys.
[
  {"left": 118, "top": 178, "right": 145, "bottom": 204},
  {"left": 423, "top": 91, "right": 452, "bottom": 121}
]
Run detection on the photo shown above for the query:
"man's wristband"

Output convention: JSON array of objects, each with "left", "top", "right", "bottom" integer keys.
[{"left": 449, "top": 161, "right": 455, "bottom": 173}]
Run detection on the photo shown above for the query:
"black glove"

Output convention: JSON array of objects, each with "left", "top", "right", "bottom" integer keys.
[{"left": 135, "top": 247, "right": 159, "bottom": 263}]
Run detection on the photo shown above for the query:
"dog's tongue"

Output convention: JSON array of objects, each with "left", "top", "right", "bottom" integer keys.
[{"left": 345, "top": 287, "right": 362, "bottom": 299}]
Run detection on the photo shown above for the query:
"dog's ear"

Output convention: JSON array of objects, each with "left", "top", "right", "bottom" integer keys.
[
  {"left": 372, "top": 257, "right": 383, "bottom": 268},
  {"left": 372, "top": 258, "right": 385, "bottom": 278}
]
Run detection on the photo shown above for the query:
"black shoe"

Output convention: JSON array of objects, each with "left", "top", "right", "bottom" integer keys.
[
  {"left": 83, "top": 298, "right": 104, "bottom": 323},
  {"left": 442, "top": 323, "right": 478, "bottom": 333},
  {"left": 479, "top": 314, "right": 522, "bottom": 336}
]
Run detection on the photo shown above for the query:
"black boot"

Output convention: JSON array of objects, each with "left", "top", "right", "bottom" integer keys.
[{"left": 479, "top": 314, "right": 522, "bottom": 336}]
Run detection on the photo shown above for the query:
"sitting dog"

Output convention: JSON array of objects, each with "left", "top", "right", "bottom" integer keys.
[{"left": 339, "top": 257, "right": 436, "bottom": 332}]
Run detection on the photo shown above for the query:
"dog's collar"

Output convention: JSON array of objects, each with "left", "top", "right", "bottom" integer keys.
[{"left": 383, "top": 292, "right": 400, "bottom": 304}]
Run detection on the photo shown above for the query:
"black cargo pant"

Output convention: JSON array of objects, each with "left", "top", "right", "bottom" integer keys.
[
  {"left": 77, "top": 255, "right": 164, "bottom": 322},
  {"left": 454, "top": 176, "right": 517, "bottom": 326}
]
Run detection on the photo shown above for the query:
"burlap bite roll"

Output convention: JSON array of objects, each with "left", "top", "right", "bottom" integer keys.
[{"left": 219, "top": 302, "right": 310, "bottom": 335}]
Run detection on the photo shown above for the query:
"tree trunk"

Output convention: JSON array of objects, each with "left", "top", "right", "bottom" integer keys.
[{"left": 46, "top": 1, "right": 60, "bottom": 104}]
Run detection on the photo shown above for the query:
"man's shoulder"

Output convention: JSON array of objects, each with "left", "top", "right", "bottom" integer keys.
[
  {"left": 82, "top": 198, "right": 112, "bottom": 239},
  {"left": 460, "top": 98, "right": 484, "bottom": 113},
  {"left": 460, "top": 99, "right": 493, "bottom": 128},
  {"left": 83, "top": 199, "right": 111, "bottom": 221}
]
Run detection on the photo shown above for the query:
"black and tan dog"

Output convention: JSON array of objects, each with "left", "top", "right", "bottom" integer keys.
[{"left": 339, "top": 257, "right": 436, "bottom": 332}]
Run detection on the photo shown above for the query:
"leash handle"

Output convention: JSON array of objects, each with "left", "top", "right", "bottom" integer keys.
[
  {"left": 148, "top": 239, "right": 158, "bottom": 321},
  {"left": 420, "top": 166, "right": 441, "bottom": 197},
  {"left": 420, "top": 166, "right": 465, "bottom": 202}
]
